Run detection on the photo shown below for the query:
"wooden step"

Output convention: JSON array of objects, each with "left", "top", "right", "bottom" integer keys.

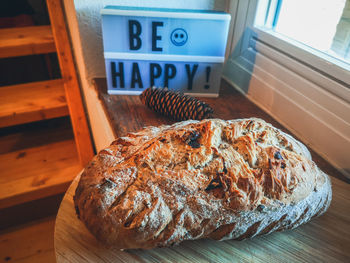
[
  {"left": 0, "top": 25, "right": 56, "bottom": 58},
  {"left": 0, "top": 139, "right": 82, "bottom": 209},
  {"left": 0, "top": 79, "right": 69, "bottom": 128},
  {"left": 0, "top": 217, "right": 56, "bottom": 262}
]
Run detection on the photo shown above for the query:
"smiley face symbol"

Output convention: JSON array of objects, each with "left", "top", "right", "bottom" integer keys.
[{"left": 170, "top": 28, "right": 188, "bottom": 46}]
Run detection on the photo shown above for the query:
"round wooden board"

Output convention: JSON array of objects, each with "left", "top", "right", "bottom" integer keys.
[{"left": 55, "top": 173, "right": 350, "bottom": 263}]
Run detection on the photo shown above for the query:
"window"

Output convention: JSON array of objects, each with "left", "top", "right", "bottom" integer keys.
[
  {"left": 253, "top": 0, "right": 350, "bottom": 84},
  {"left": 223, "top": 0, "right": 350, "bottom": 178},
  {"left": 256, "top": 0, "right": 350, "bottom": 64}
]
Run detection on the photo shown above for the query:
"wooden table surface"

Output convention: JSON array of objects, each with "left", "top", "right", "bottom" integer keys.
[
  {"left": 94, "top": 78, "right": 349, "bottom": 184},
  {"left": 55, "top": 78, "right": 350, "bottom": 262}
]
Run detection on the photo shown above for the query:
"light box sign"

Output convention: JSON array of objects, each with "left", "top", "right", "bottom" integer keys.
[{"left": 101, "top": 6, "right": 231, "bottom": 97}]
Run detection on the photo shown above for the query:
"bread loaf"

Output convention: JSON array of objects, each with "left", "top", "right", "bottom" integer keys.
[{"left": 74, "top": 118, "right": 332, "bottom": 250}]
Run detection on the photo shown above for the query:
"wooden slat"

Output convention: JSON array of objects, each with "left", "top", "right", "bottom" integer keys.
[
  {"left": 46, "top": 0, "right": 94, "bottom": 166},
  {"left": 0, "top": 25, "right": 56, "bottom": 58},
  {"left": 0, "top": 117, "right": 73, "bottom": 155},
  {"left": 0, "top": 194, "right": 63, "bottom": 231},
  {"left": 0, "top": 139, "right": 82, "bottom": 209},
  {"left": 0, "top": 79, "right": 69, "bottom": 128},
  {"left": 0, "top": 217, "right": 56, "bottom": 263}
]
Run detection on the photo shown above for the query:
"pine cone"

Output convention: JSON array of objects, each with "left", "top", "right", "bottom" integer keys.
[{"left": 140, "top": 87, "right": 214, "bottom": 121}]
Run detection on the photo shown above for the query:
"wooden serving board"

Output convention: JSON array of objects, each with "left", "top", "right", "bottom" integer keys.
[{"left": 55, "top": 173, "right": 350, "bottom": 263}]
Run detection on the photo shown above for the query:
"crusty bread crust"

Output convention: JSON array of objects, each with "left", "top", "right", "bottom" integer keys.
[{"left": 74, "top": 118, "right": 332, "bottom": 249}]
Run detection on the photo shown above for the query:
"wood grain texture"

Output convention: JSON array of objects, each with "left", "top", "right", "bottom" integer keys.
[
  {"left": 0, "top": 117, "right": 73, "bottom": 155},
  {"left": 94, "top": 77, "right": 349, "bottom": 184},
  {"left": 46, "top": 0, "right": 94, "bottom": 166},
  {"left": 0, "top": 118, "right": 73, "bottom": 229},
  {"left": 0, "top": 25, "right": 56, "bottom": 58},
  {"left": 0, "top": 79, "right": 69, "bottom": 128},
  {"left": 55, "top": 174, "right": 350, "bottom": 263},
  {"left": 0, "top": 139, "right": 81, "bottom": 209},
  {"left": 0, "top": 217, "right": 56, "bottom": 263},
  {"left": 93, "top": 77, "right": 282, "bottom": 136},
  {"left": 0, "top": 193, "right": 63, "bottom": 231}
]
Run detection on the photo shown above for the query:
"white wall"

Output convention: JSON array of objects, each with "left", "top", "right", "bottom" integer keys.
[{"left": 63, "top": 0, "right": 227, "bottom": 151}]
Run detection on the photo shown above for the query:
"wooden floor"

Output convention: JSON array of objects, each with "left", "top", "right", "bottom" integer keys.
[{"left": 0, "top": 216, "right": 56, "bottom": 263}]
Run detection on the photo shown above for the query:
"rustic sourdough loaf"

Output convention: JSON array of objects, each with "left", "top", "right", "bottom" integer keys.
[{"left": 74, "top": 118, "right": 332, "bottom": 249}]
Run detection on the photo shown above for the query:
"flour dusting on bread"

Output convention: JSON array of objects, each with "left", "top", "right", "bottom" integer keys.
[{"left": 74, "top": 118, "right": 332, "bottom": 249}]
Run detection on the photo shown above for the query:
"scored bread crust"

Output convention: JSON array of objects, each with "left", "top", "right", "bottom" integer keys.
[{"left": 74, "top": 118, "right": 332, "bottom": 249}]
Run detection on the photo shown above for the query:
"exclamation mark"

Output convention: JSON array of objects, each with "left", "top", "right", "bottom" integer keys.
[{"left": 204, "top": 66, "right": 211, "bottom": 89}]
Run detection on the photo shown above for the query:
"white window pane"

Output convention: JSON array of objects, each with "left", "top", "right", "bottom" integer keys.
[{"left": 259, "top": 0, "right": 350, "bottom": 64}]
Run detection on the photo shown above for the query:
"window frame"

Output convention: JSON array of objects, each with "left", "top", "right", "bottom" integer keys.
[
  {"left": 254, "top": 0, "right": 350, "bottom": 88},
  {"left": 250, "top": 27, "right": 350, "bottom": 102}
]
